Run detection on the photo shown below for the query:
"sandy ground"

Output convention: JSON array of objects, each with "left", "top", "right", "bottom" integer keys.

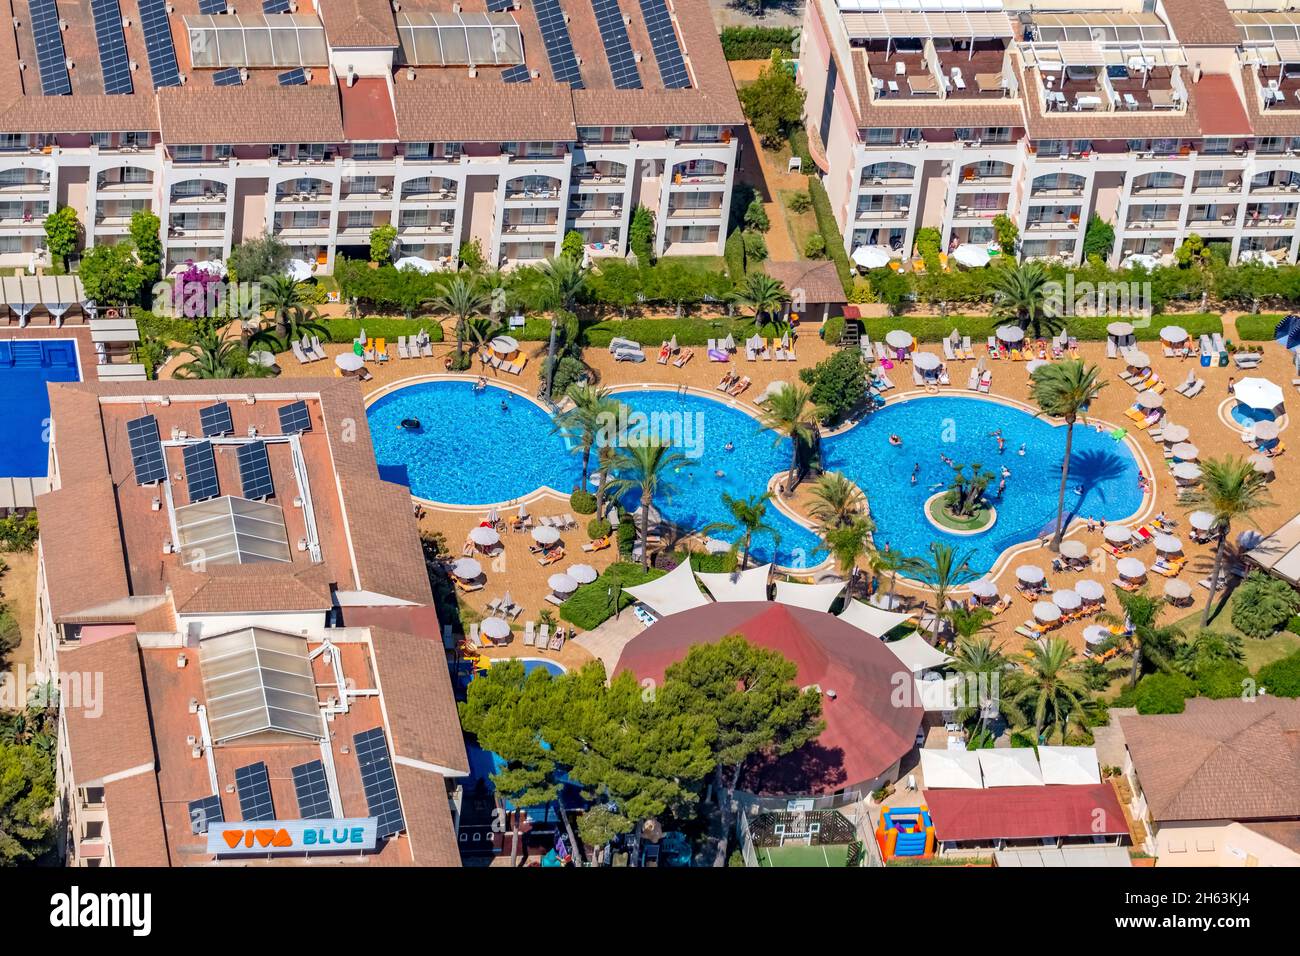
[{"left": 1, "top": 550, "right": 38, "bottom": 672}]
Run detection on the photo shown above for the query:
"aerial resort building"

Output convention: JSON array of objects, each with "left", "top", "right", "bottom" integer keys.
[{"left": 33, "top": 379, "right": 466, "bottom": 866}]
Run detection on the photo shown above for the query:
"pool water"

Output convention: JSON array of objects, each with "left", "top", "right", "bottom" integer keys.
[
  {"left": 367, "top": 384, "right": 1143, "bottom": 575},
  {"left": 822, "top": 395, "right": 1143, "bottom": 574},
  {"left": 0, "top": 339, "right": 80, "bottom": 477},
  {"left": 1230, "top": 403, "right": 1276, "bottom": 427}
]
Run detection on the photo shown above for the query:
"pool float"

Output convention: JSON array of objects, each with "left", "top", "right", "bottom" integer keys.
[
  {"left": 399, "top": 418, "right": 422, "bottom": 431},
  {"left": 1109, "top": 428, "right": 1127, "bottom": 440}
]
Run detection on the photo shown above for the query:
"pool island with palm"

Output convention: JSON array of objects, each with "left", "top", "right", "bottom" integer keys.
[{"left": 365, "top": 380, "right": 1145, "bottom": 578}]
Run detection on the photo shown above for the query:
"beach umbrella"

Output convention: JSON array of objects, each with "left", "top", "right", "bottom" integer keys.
[
  {"left": 1135, "top": 390, "right": 1163, "bottom": 410},
  {"left": 1075, "top": 579, "right": 1105, "bottom": 602},
  {"left": 1234, "top": 377, "right": 1285, "bottom": 411},
  {"left": 1254, "top": 420, "right": 1281, "bottom": 443},
  {"left": 1172, "top": 462, "right": 1203, "bottom": 481},
  {"left": 532, "top": 526, "right": 561, "bottom": 545},
  {"left": 452, "top": 558, "right": 482, "bottom": 580},
  {"left": 885, "top": 329, "right": 913, "bottom": 350},
  {"left": 1117, "top": 557, "right": 1146, "bottom": 579},
  {"left": 1016, "top": 564, "right": 1045, "bottom": 585},
  {"left": 970, "top": 578, "right": 999, "bottom": 599},
  {"left": 1026, "top": 359, "right": 1049, "bottom": 374},
  {"left": 480, "top": 617, "right": 510, "bottom": 641},
  {"left": 1107, "top": 321, "right": 1134, "bottom": 338},
  {"left": 394, "top": 256, "right": 435, "bottom": 274},
  {"left": 953, "top": 243, "right": 992, "bottom": 268},
  {"left": 285, "top": 258, "right": 314, "bottom": 282},
  {"left": 1163, "top": 579, "right": 1192, "bottom": 601},
  {"left": 1054, "top": 589, "right": 1082, "bottom": 611},
  {"left": 1083, "top": 625, "right": 1111, "bottom": 648},
  {"left": 852, "top": 245, "right": 892, "bottom": 269},
  {"left": 336, "top": 351, "right": 364, "bottom": 372},
  {"left": 568, "top": 563, "right": 598, "bottom": 584},
  {"left": 469, "top": 526, "right": 500, "bottom": 546},
  {"left": 1160, "top": 424, "right": 1189, "bottom": 444},
  {"left": 548, "top": 573, "right": 578, "bottom": 594},
  {"left": 1121, "top": 254, "right": 1158, "bottom": 271},
  {"left": 1033, "top": 601, "right": 1062, "bottom": 623},
  {"left": 913, "top": 351, "right": 941, "bottom": 371},
  {"left": 1154, "top": 534, "right": 1183, "bottom": 554},
  {"left": 1251, "top": 454, "right": 1276, "bottom": 476},
  {"left": 1189, "top": 511, "right": 1215, "bottom": 532},
  {"left": 1125, "top": 351, "right": 1151, "bottom": 369},
  {"left": 1275, "top": 313, "right": 1300, "bottom": 351},
  {"left": 996, "top": 324, "right": 1025, "bottom": 344},
  {"left": 1159, "top": 325, "right": 1188, "bottom": 344},
  {"left": 1059, "top": 540, "right": 1088, "bottom": 560},
  {"left": 1103, "top": 525, "right": 1132, "bottom": 545},
  {"left": 517, "top": 503, "right": 529, "bottom": 518},
  {"left": 1169, "top": 442, "right": 1198, "bottom": 461}
]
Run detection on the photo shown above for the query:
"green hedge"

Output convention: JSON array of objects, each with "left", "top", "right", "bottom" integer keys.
[
  {"left": 720, "top": 26, "right": 798, "bottom": 61},
  {"left": 321, "top": 317, "right": 445, "bottom": 345},
  {"left": 581, "top": 317, "right": 756, "bottom": 348},
  {"left": 1236, "top": 313, "right": 1285, "bottom": 341},
  {"left": 857, "top": 312, "right": 1224, "bottom": 343},
  {"left": 808, "top": 177, "right": 852, "bottom": 294}
]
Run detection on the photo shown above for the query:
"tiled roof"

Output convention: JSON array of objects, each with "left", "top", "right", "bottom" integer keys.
[
  {"left": 61, "top": 634, "right": 156, "bottom": 784},
  {"left": 1121, "top": 697, "right": 1300, "bottom": 823},
  {"left": 370, "top": 627, "right": 469, "bottom": 775},
  {"left": 393, "top": 80, "right": 578, "bottom": 142},
  {"left": 103, "top": 774, "right": 171, "bottom": 867},
  {"left": 0, "top": 94, "right": 160, "bottom": 135},
  {"left": 37, "top": 477, "right": 131, "bottom": 620},
  {"left": 172, "top": 565, "right": 336, "bottom": 615},
  {"left": 340, "top": 76, "right": 399, "bottom": 141},
  {"left": 394, "top": 764, "right": 463, "bottom": 866},
  {"left": 1161, "top": 0, "right": 1242, "bottom": 46},
  {"left": 157, "top": 86, "right": 346, "bottom": 145},
  {"left": 320, "top": 0, "right": 401, "bottom": 49},
  {"left": 764, "top": 261, "right": 848, "bottom": 304}
]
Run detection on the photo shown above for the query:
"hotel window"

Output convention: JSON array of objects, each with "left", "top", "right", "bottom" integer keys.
[
  {"left": 92, "top": 133, "right": 113, "bottom": 148},
  {"left": 352, "top": 143, "right": 380, "bottom": 160},
  {"left": 344, "top": 211, "right": 373, "bottom": 229},
  {"left": 122, "top": 167, "right": 150, "bottom": 184},
  {"left": 1146, "top": 172, "right": 1179, "bottom": 189},
  {"left": 297, "top": 143, "right": 326, "bottom": 161},
  {"left": 348, "top": 176, "right": 377, "bottom": 195},
  {"left": 577, "top": 127, "right": 601, "bottom": 143},
  {"left": 694, "top": 126, "right": 722, "bottom": 143},
  {"left": 405, "top": 142, "right": 431, "bottom": 159},
  {"left": 677, "top": 192, "right": 714, "bottom": 210},
  {"left": 83, "top": 821, "right": 104, "bottom": 841},
  {"left": 1201, "top": 138, "right": 1230, "bottom": 155},
  {"left": 83, "top": 787, "right": 105, "bottom": 806},
  {"left": 291, "top": 211, "right": 320, "bottom": 229},
  {"left": 865, "top": 128, "right": 896, "bottom": 145},
  {"left": 126, "top": 131, "right": 150, "bottom": 147},
  {"left": 676, "top": 225, "right": 712, "bottom": 242},
  {"left": 954, "top": 128, "right": 972, "bottom": 141},
  {"left": 666, "top": 126, "right": 684, "bottom": 140},
  {"left": 1198, "top": 169, "right": 1225, "bottom": 188},
  {"left": 611, "top": 126, "right": 631, "bottom": 143},
  {"left": 174, "top": 145, "right": 204, "bottom": 162},
  {"left": 0, "top": 168, "right": 26, "bottom": 186},
  {"left": 441, "top": 142, "right": 462, "bottom": 158},
  {"left": 514, "top": 207, "right": 552, "bottom": 225},
  {"left": 984, "top": 128, "right": 1011, "bottom": 143},
  {"left": 1152, "top": 139, "right": 1178, "bottom": 154},
  {"left": 0, "top": 134, "right": 27, "bottom": 150},
  {"left": 401, "top": 209, "right": 430, "bottom": 228},
  {"left": 0, "top": 236, "right": 21, "bottom": 253}
]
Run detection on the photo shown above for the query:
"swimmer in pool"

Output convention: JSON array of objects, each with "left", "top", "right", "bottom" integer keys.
[
  {"left": 500, "top": 400, "right": 509, "bottom": 412},
  {"left": 1017, "top": 443, "right": 1026, "bottom": 456},
  {"left": 715, "top": 469, "right": 726, "bottom": 479},
  {"left": 724, "top": 442, "right": 735, "bottom": 452},
  {"left": 889, "top": 434, "right": 903, "bottom": 446}
]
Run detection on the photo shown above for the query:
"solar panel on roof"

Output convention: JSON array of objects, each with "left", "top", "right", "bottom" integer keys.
[
  {"left": 278, "top": 67, "right": 307, "bottom": 86},
  {"left": 638, "top": 0, "right": 691, "bottom": 89},
  {"left": 212, "top": 67, "right": 243, "bottom": 86},
  {"left": 90, "top": 0, "right": 134, "bottom": 95},
  {"left": 199, "top": 401, "right": 234, "bottom": 437},
  {"left": 277, "top": 400, "right": 312, "bottom": 434},
  {"left": 591, "top": 0, "right": 642, "bottom": 90},
  {"left": 234, "top": 762, "right": 276, "bottom": 822},
  {"left": 182, "top": 441, "right": 220, "bottom": 503},
  {"left": 199, "top": 0, "right": 226, "bottom": 12},
  {"left": 533, "top": 0, "right": 584, "bottom": 89},
  {"left": 292, "top": 761, "right": 334, "bottom": 819},
  {"left": 262, "top": 0, "right": 290, "bottom": 11},
  {"left": 354, "top": 727, "right": 405, "bottom": 838},
  {"left": 29, "top": 0, "right": 72, "bottom": 96},
  {"left": 501, "top": 63, "right": 531, "bottom": 83},
  {"left": 127, "top": 415, "right": 168, "bottom": 485},
  {"left": 236, "top": 440, "right": 274, "bottom": 499},
  {"left": 188, "top": 794, "right": 225, "bottom": 834},
  {"left": 487, "top": 0, "right": 514, "bottom": 10},
  {"left": 138, "top": 0, "right": 182, "bottom": 88}
]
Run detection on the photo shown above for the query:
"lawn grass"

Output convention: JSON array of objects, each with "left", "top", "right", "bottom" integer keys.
[
  {"left": 757, "top": 842, "right": 843, "bottom": 867},
  {"left": 1172, "top": 588, "right": 1300, "bottom": 672},
  {"left": 778, "top": 188, "right": 819, "bottom": 261}
]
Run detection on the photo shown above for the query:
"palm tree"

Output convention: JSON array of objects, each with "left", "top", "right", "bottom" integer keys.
[
  {"left": 1030, "top": 360, "right": 1107, "bottom": 550},
  {"left": 431, "top": 275, "right": 492, "bottom": 364},
  {"left": 249, "top": 304, "right": 325, "bottom": 353},
  {"left": 821, "top": 517, "right": 875, "bottom": 585},
  {"left": 950, "top": 630, "right": 1009, "bottom": 737},
  {"left": 537, "top": 255, "right": 587, "bottom": 312},
  {"left": 991, "top": 261, "right": 1060, "bottom": 340},
  {"left": 464, "top": 314, "right": 505, "bottom": 354},
  {"left": 1173, "top": 629, "right": 1245, "bottom": 677},
  {"left": 607, "top": 439, "right": 694, "bottom": 570},
  {"left": 1182, "top": 455, "right": 1272, "bottom": 626},
  {"left": 1006, "top": 638, "right": 1094, "bottom": 743},
  {"left": 259, "top": 273, "right": 304, "bottom": 342},
  {"left": 871, "top": 545, "right": 907, "bottom": 597},
  {"left": 903, "top": 542, "right": 980, "bottom": 637},
  {"left": 807, "top": 471, "right": 866, "bottom": 533},
  {"left": 757, "top": 383, "right": 823, "bottom": 493},
  {"left": 174, "top": 331, "right": 244, "bottom": 379},
  {"left": 702, "top": 491, "right": 782, "bottom": 570},
  {"left": 1100, "top": 588, "right": 1184, "bottom": 688},
  {"left": 728, "top": 272, "right": 787, "bottom": 327},
  {"left": 553, "top": 384, "right": 615, "bottom": 484}
]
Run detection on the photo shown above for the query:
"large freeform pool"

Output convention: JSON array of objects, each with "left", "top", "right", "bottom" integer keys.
[
  {"left": 0, "top": 339, "right": 80, "bottom": 478},
  {"left": 367, "top": 382, "right": 1144, "bottom": 574}
]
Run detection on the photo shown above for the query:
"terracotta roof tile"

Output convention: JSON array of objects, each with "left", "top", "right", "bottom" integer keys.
[
  {"left": 393, "top": 80, "right": 577, "bottom": 142},
  {"left": 61, "top": 634, "right": 156, "bottom": 784},
  {"left": 764, "top": 261, "right": 847, "bottom": 304},
  {"left": 320, "top": 0, "right": 400, "bottom": 49},
  {"left": 157, "top": 86, "right": 345, "bottom": 145},
  {"left": 103, "top": 774, "right": 171, "bottom": 867},
  {"left": 394, "top": 764, "right": 462, "bottom": 866},
  {"left": 36, "top": 477, "right": 130, "bottom": 620},
  {"left": 1162, "top": 0, "right": 1242, "bottom": 46},
  {"left": 370, "top": 627, "right": 469, "bottom": 775}
]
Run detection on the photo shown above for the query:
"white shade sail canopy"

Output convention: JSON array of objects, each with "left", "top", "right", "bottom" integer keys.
[
  {"left": 1135, "top": 390, "right": 1164, "bottom": 409},
  {"left": 953, "top": 243, "right": 993, "bottom": 268},
  {"left": 837, "top": 598, "right": 914, "bottom": 637},
  {"left": 977, "top": 749, "right": 1045, "bottom": 787},
  {"left": 1172, "top": 462, "right": 1203, "bottom": 481},
  {"left": 1038, "top": 746, "right": 1101, "bottom": 785},
  {"left": 1169, "top": 442, "right": 1198, "bottom": 460},
  {"left": 622, "top": 559, "right": 711, "bottom": 618},
  {"left": 1154, "top": 534, "right": 1183, "bottom": 553},
  {"left": 885, "top": 633, "right": 954, "bottom": 673},
  {"left": 914, "top": 674, "right": 961, "bottom": 711},
  {"left": 696, "top": 564, "right": 772, "bottom": 603},
  {"left": 1107, "top": 321, "right": 1134, "bottom": 337},
  {"left": 548, "top": 573, "right": 577, "bottom": 593},
  {"left": 531, "top": 525, "right": 561, "bottom": 544},
  {"left": 774, "top": 580, "right": 845, "bottom": 613},
  {"left": 1083, "top": 624, "right": 1111, "bottom": 647},
  {"left": 1254, "top": 420, "right": 1281, "bottom": 442},
  {"left": 1159, "top": 325, "right": 1188, "bottom": 343},
  {"left": 919, "top": 748, "right": 984, "bottom": 790},
  {"left": 1126, "top": 351, "right": 1151, "bottom": 369}
]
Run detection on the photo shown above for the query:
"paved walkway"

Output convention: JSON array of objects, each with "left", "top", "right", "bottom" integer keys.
[{"left": 708, "top": 0, "right": 804, "bottom": 29}]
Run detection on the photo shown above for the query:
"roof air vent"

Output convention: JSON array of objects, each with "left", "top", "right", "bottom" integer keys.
[
  {"left": 624, "top": 14, "right": 631, "bottom": 24},
  {"left": 634, "top": 52, "right": 642, "bottom": 62},
  {"left": 130, "top": 59, "right": 138, "bottom": 71},
  {"left": 58, "top": 18, "right": 66, "bottom": 29},
  {"left": 188, "top": 698, "right": 199, "bottom": 714},
  {"left": 304, "top": 67, "right": 312, "bottom": 81},
  {"left": 177, "top": 652, "right": 188, "bottom": 669},
  {"left": 65, "top": 58, "right": 73, "bottom": 70},
  {"left": 468, "top": 67, "right": 477, "bottom": 78},
  {"left": 451, "top": 1, "right": 460, "bottom": 10},
  {"left": 124, "top": 17, "right": 132, "bottom": 26},
  {"left": 407, "top": 66, "right": 415, "bottom": 80}
]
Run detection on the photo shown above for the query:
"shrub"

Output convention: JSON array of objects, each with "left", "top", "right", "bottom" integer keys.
[
  {"left": 559, "top": 562, "right": 662, "bottom": 629},
  {"left": 369, "top": 224, "right": 398, "bottom": 264},
  {"left": 798, "top": 348, "right": 867, "bottom": 423},
  {"left": 788, "top": 127, "right": 814, "bottom": 174},
  {"left": 1236, "top": 313, "right": 1286, "bottom": 341},
  {"left": 320, "top": 317, "right": 444, "bottom": 345},
  {"left": 587, "top": 518, "right": 612, "bottom": 539},
  {"left": 738, "top": 51, "right": 805, "bottom": 148},
  {"left": 616, "top": 518, "right": 637, "bottom": 557},
  {"left": 724, "top": 228, "right": 747, "bottom": 281},
  {"left": 581, "top": 316, "right": 752, "bottom": 348},
  {"left": 742, "top": 231, "right": 768, "bottom": 264},
  {"left": 821, "top": 314, "right": 846, "bottom": 346},
  {"left": 1256, "top": 651, "right": 1300, "bottom": 697},
  {"left": 1230, "top": 570, "right": 1300, "bottom": 639},
  {"left": 808, "top": 177, "right": 851, "bottom": 293},
  {"left": 992, "top": 214, "right": 1018, "bottom": 257},
  {"left": 227, "top": 233, "right": 290, "bottom": 284},
  {"left": 1082, "top": 215, "right": 1116, "bottom": 261},
  {"left": 744, "top": 198, "right": 770, "bottom": 233},
  {"left": 562, "top": 230, "right": 585, "bottom": 262},
  {"left": 458, "top": 239, "right": 484, "bottom": 272},
  {"left": 719, "top": 25, "right": 798, "bottom": 60},
  {"left": 1195, "top": 660, "right": 1252, "bottom": 700},
  {"left": 629, "top": 206, "right": 655, "bottom": 264},
  {"left": 787, "top": 191, "right": 812, "bottom": 214},
  {"left": 1134, "top": 673, "right": 1196, "bottom": 714},
  {"left": 914, "top": 227, "right": 942, "bottom": 260},
  {"left": 803, "top": 233, "right": 827, "bottom": 260},
  {"left": 1289, "top": 614, "right": 1300, "bottom": 636},
  {"left": 0, "top": 513, "right": 39, "bottom": 552},
  {"left": 570, "top": 488, "right": 597, "bottom": 514}
]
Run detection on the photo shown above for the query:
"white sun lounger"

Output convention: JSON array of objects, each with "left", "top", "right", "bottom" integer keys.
[
  {"left": 523, "top": 621, "right": 536, "bottom": 646},
  {"left": 397, "top": 336, "right": 411, "bottom": 359},
  {"left": 1184, "top": 379, "right": 1205, "bottom": 398},
  {"left": 961, "top": 336, "right": 973, "bottom": 359},
  {"left": 292, "top": 341, "right": 312, "bottom": 364},
  {"left": 943, "top": 338, "right": 956, "bottom": 361}
]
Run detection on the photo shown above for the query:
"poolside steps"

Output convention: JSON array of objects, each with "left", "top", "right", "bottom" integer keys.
[{"left": 0, "top": 340, "right": 76, "bottom": 370}]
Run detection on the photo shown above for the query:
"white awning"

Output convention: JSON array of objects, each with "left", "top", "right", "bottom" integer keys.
[
  {"left": 914, "top": 674, "right": 961, "bottom": 711},
  {"left": 0, "top": 273, "right": 85, "bottom": 310},
  {"left": 841, "top": 9, "right": 1014, "bottom": 39},
  {"left": 696, "top": 564, "right": 771, "bottom": 602},
  {"left": 919, "top": 748, "right": 984, "bottom": 789},
  {"left": 837, "top": 598, "right": 915, "bottom": 637},
  {"left": 622, "top": 559, "right": 711, "bottom": 618},
  {"left": 977, "top": 748, "right": 1045, "bottom": 786},
  {"left": 1247, "top": 513, "right": 1300, "bottom": 583},
  {"left": 1037, "top": 745, "right": 1101, "bottom": 785},
  {"left": 886, "top": 633, "right": 953, "bottom": 673},
  {"left": 774, "top": 580, "right": 845, "bottom": 613}
]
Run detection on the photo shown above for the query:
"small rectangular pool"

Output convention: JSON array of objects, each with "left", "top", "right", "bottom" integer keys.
[{"left": 0, "top": 339, "right": 81, "bottom": 478}]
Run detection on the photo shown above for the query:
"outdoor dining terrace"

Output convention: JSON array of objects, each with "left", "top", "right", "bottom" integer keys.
[{"left": 863, "top": 38, "right": 1011, "bottom": 101}]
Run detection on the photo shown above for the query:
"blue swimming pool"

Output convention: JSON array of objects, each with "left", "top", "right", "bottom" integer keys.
[
  {"left": 0, "top": 339, "right": 80, "bottom": 478},
  {"left": 1230, "top": 403, "right": 1277, "bottom": 427},
  {"left": 822, "top": 395, "right": 1143, "bottom": 574},
  {"left": 367, "top": 384, "right": 1143, "bottom": 575}
]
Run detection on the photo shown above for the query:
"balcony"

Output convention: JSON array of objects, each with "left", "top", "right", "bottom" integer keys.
[
  {"left": 0, "top": 177, "right": 51, "bottom": 196},
  {"left": 1192, "top": 175, "right": 1243, "bottom": 195},
  {"left": 865, "top": 39, "right": 1012, "bottom": 102},
  {"left": 1245, "top": 205, "right": 1298, "bottom": 229},
  {"left": 574, "top": 162, "right": 627, "bottom": 187},
  {"left": 855, "top": 205, "right": 910, "bottom": 222},
  {"left": 501, "top": 219, "right": 560, "bottom": 236},
  {"left": 1025, "top": 216, "right": 1082, "bottom": 232}
]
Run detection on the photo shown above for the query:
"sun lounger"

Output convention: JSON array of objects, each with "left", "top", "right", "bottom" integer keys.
[
  {"left": 967, "top": 368, "right": 980, "bottom": 390},
  {"left": 614, "top": 347, "right": 645, "bottom": 362},
  {"left": 978, "top": 371, "right": 992, "bottom": 393},
  {"left": 673, "top": 348, "right": 694, "bottom": 368},
  {"left": 292, "top": 341, "right": 311, "bottom": 364},
  {"left": 537, "top": 624, "right": 549, "bottom": 649},
  {"left": 657, "top": 342, "right": 672, "bottom": 365},
  {"left": 545, "top": 593, "right": 566, "bottom": 607},
  {"left": 454, "top": 578, "right": 484, "bottom": 593},
  {"left": 961, "top": 336, "right": 973, "bottom": 359},
  {"left": 524, "top": 621, "right": 536, "bottom": 646},
  {"left": 374, "top": 338, "right": 389, "bottom": 362},
  {"left": 943, "top": 338, "right": 956, "bottom": 361},
  {"left": 561, "top": 513, "right": 576, "bottom": 529},
  {"left": 608, "top": 336, "right": 640, "bottom": 353},
  {"left": 549, "top": 630, "right": 565, "bottom": 651},
  {"left": 875, "top": 342, "right": 887, "bottom": 361},
  {"left": 538, "top": 547, "right": 565, "bottom": 566},
  {"left": 420, "top": 333, "right": 433, "bottom": 357},
  {"left": 581, "top": 536, "right": 611, "bottom": 552},
  {"left": 727, "top": 376, "right": 752, "bottom": 397},
  {"left": 913, "top": 365, "right": 926, "bottom": 386},
  {"left": 398, "top": 336, "right": 411, "bottom": 359},
  {"left": 1184, "top": 379, "right": 1205, "bottom": 398}
]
